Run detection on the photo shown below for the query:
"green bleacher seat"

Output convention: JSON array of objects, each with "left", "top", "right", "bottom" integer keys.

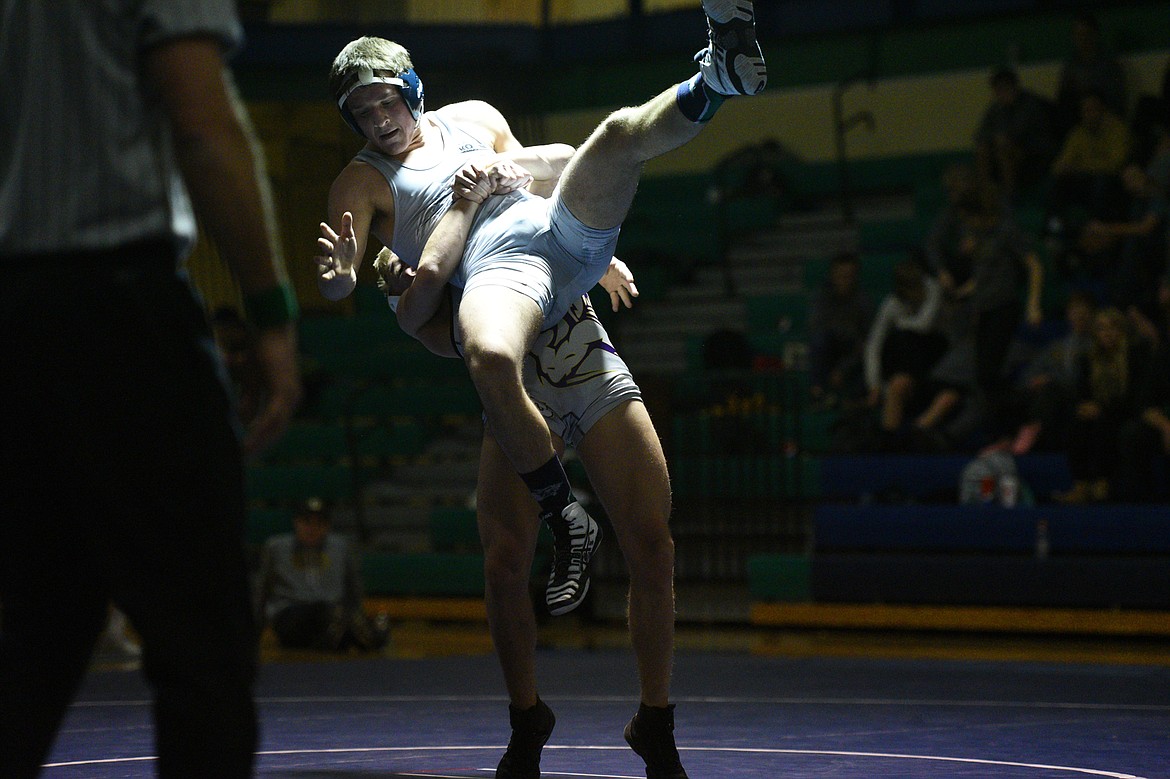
[
  {"left": 857, "top": 217, "right": 923, "bottom": 251},
  {"left": 802, "top": 255, "right": 832, "bottom": 290},
  {"left": 801, "top": 408, "right": 839, "bottom": 454},
  {"left": 430, "top": 506, "right": 481, "bottom": 552},
  {"left": 263, "top": 421, "right": 349, "bottom": 463},
  {"left": 298, "top": 315, "right": 418, "bottom": 380},
  {"left": 246, "top": 463, "right": 352, "bottom": 503},
  {"left": 747, "top": 554, "right": 812, "bottom": 602},
  {"left": 343, "top": 381, "right": 481, "bottom": 420},
  {"left": 745, "top": 292, "right": 809, "bottom": 337},
  {"left": 299, "top": 315, "right": 397, "bottom": 357},
  {"left": 245, "top": 506, "right": 293, "bottom": 546},
  {"left": 361, "top": 551, "right": 485, "bottom": 597},
  {"left": 418, "top": 382, "right": 483, "bottom": 417},
  {"left": 723, "top": 197, "right": 777, "bottom": 233},
  {"left": 353, "top": 419, "right": 427, "bottom": 460},
  {"left": 859, "top": 251, "right": 903, "bottom": 300}
]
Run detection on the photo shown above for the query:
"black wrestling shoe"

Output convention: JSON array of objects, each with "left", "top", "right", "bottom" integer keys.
[
  {"left": 624, "top": 703, "right": 690, "bottom": 779},
  {"left": 545, "top": 501, "right": 602, "bottom": 616},
  {"left": 496, "top": 698, "right": 556, "bottom": 779}
]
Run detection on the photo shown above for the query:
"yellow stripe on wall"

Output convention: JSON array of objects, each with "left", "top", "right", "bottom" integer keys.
[{"left": 546, "top": 49, "right": 1168, "bottom": 175}]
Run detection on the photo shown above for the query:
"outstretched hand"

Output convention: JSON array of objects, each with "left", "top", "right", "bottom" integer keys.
[
  {"left": 599, "top": 257, "right": 639, "bottom": 312},
  {"left": 315, "top": 211, "right": 358, "bottom": 282}
]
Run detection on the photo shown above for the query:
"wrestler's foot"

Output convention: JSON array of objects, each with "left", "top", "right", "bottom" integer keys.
[
  {"left": 695, "top": 0, "right": 767, "bottom": 96},
  {"left": 624, "top": 704, "right": 690, "bottom": 779},
  {"left": 545, "top": 501, "right": 601, "bottom": 616},
  {"left": 496, "top": 699, "right": 555, "bottom": 779}
]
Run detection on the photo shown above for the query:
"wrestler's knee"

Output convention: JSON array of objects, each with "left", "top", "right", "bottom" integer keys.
[
  {"left": 590, "top": 107, "right": 645, "bottom": 158},
  {"left": 483, "top": 535, "right": 533, "bottom": 593},
  {"left": 463, "top": 338, "right": 522, "bottom": 388},
  {"left": 624, "top": 520, "right": 676, "bottom": 588}
]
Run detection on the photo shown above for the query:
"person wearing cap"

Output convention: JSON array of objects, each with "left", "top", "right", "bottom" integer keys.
[{"left": 255, "top": 498, "right": 387, "bottom": 652}]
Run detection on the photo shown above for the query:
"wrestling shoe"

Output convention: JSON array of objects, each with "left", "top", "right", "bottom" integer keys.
[
  {"left": 545, "top": 501, "right": 602, "bottom": 616},
  {"left": 496, "top": 699, "right": 556, "bottom": 779},
  {"left": 624, "top": 703, "right": 690, "bottom": 779},
  {"left": 695, "top": 0, "right": 767, "bottom": 96}
]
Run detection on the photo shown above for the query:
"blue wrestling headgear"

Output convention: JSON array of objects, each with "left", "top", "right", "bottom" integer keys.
[{"left": 335, "top": 65, "right": 425, "bottom": 136}]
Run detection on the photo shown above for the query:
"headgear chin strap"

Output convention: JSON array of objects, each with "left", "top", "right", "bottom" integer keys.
[{"left": 337, "top": 65, "right": 425, "bottom": 136}]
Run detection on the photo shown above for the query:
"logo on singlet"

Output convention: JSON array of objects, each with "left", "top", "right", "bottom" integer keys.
[{"left": 458, "top": 144, "right": 477, "bottom": 153}]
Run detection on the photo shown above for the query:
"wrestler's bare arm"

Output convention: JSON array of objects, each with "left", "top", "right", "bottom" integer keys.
[
  {"left": 315, "top": 162, "right": 394, "bottom": 300},
  {"left": 373, "top": 248, "right": 458, "bottom": 358},
  {"left": 436, "top": 100, "right": 574, "bottom": 196},
  {"left": 397, "top": 196, "right": 483, "bottom": 337}
]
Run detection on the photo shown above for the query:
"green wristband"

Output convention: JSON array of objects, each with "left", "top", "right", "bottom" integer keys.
[{"left": 243, "top": 283, "right": 299, "bottom": 329}]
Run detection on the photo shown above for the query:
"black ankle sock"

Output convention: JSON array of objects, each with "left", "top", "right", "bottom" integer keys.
[
  {"left": 519, "top": 456, "right": 574, "bottom": 525},
  {"left": 510, "top": 698, "right": 555, "bottom": 733},
  {"left": 636, "top": 702, "right": 676, "bottom": 730}
]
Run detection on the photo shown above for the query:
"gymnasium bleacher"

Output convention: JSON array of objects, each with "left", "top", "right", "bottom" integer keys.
[{"left": 206, "top": 2, "right": 1170, "bottom": 634}]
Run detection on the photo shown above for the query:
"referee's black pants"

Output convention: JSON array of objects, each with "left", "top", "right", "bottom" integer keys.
[{"left": 0, "top": 244, "right": 258, "bottom": 778}]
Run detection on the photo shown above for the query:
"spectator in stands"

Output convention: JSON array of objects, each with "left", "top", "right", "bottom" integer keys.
[
  {"left": 974, "top": 67, "right": 1057, "bottom": 199},
  {"left": 952, "top": 188, "right": 1045, "bottom": 438},
  {"left": 1115, "top": 295, "right": 1170, "bottom": 503},
  {"left": 1049, "top": 91, "right": 1132, "bottom": 224},
  {"left": 924, "top": 162, "right": 979, "bottom": 289},
  {"left": 863, "top": 260, "right": 947, "bottom": 447},
  {"left": 1129, "top": 56, "right": 1170, "bottom": 167},
  {"left": 808, "top": 251, "right": 874, "bottom": 407},
  {"left": 1046, "top": 91, "right": 1133, "bottom": 257},
  {"left": 1056, "top": 307, "right": 1153, "bottom": 503},
  {"left": 1081, "top": 162, "right": 1169, "bottom": 321},
  {"left": 255, "top": 498, "right": 387, "bottom": 652},
  {"left": 921, "top": 171, "right": 988, "bottom": 449},
  {"left": 1054, "top": 12, "right": 1127, "bottom": 141},
  {"left": 1000, "top": 290, "right": 1098, "bottom": 454}
]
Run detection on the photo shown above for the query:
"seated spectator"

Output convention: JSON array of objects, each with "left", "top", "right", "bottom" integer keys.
[
  {"left": 974, "top": 67, "right": 1057, "bottom": 198},
  {"left": 255, "top": 498, "right": 387, "bottom": 652},
  {"left": 1080, "top": 162, "right": 1169, "bottom": 320},
  {"left": 1047, "top": 91, "right": 1132, "bottom": 236},
  {"left": 999, "top": 290, "right": 1098, "bottom": 454},
  {"left": 1054, "top": 12, "right": 1127, "bottom": 141},
  {"left": 1056, "top": 308, "right": 1152, "bottom": 503},
  {"left": 924, "top": 163, "right": 979, "bottom": 287},
  {"left": 1116, "top": 292, "right": 1170, "bottom": 502},
  {"left": 1129, "top": 55, "right": 1170, "bottom": 167},
  {"left": 953, "top": 188, "right": 1045, "bottom": 438},
  {"left": 808, "top": 251, "right": 874, "bottom": 407},
  {"left": 863, "top": 260, "right": 948, "bottom": 447}
]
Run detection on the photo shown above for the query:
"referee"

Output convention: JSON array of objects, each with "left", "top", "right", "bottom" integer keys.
[{"left": 0, "top": 2, "right": 301, "bottom": 776}]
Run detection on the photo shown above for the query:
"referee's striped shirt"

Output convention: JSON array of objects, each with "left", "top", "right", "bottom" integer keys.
[{"left": 0, "top": 0, "right": 243, "bottom": 258}]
